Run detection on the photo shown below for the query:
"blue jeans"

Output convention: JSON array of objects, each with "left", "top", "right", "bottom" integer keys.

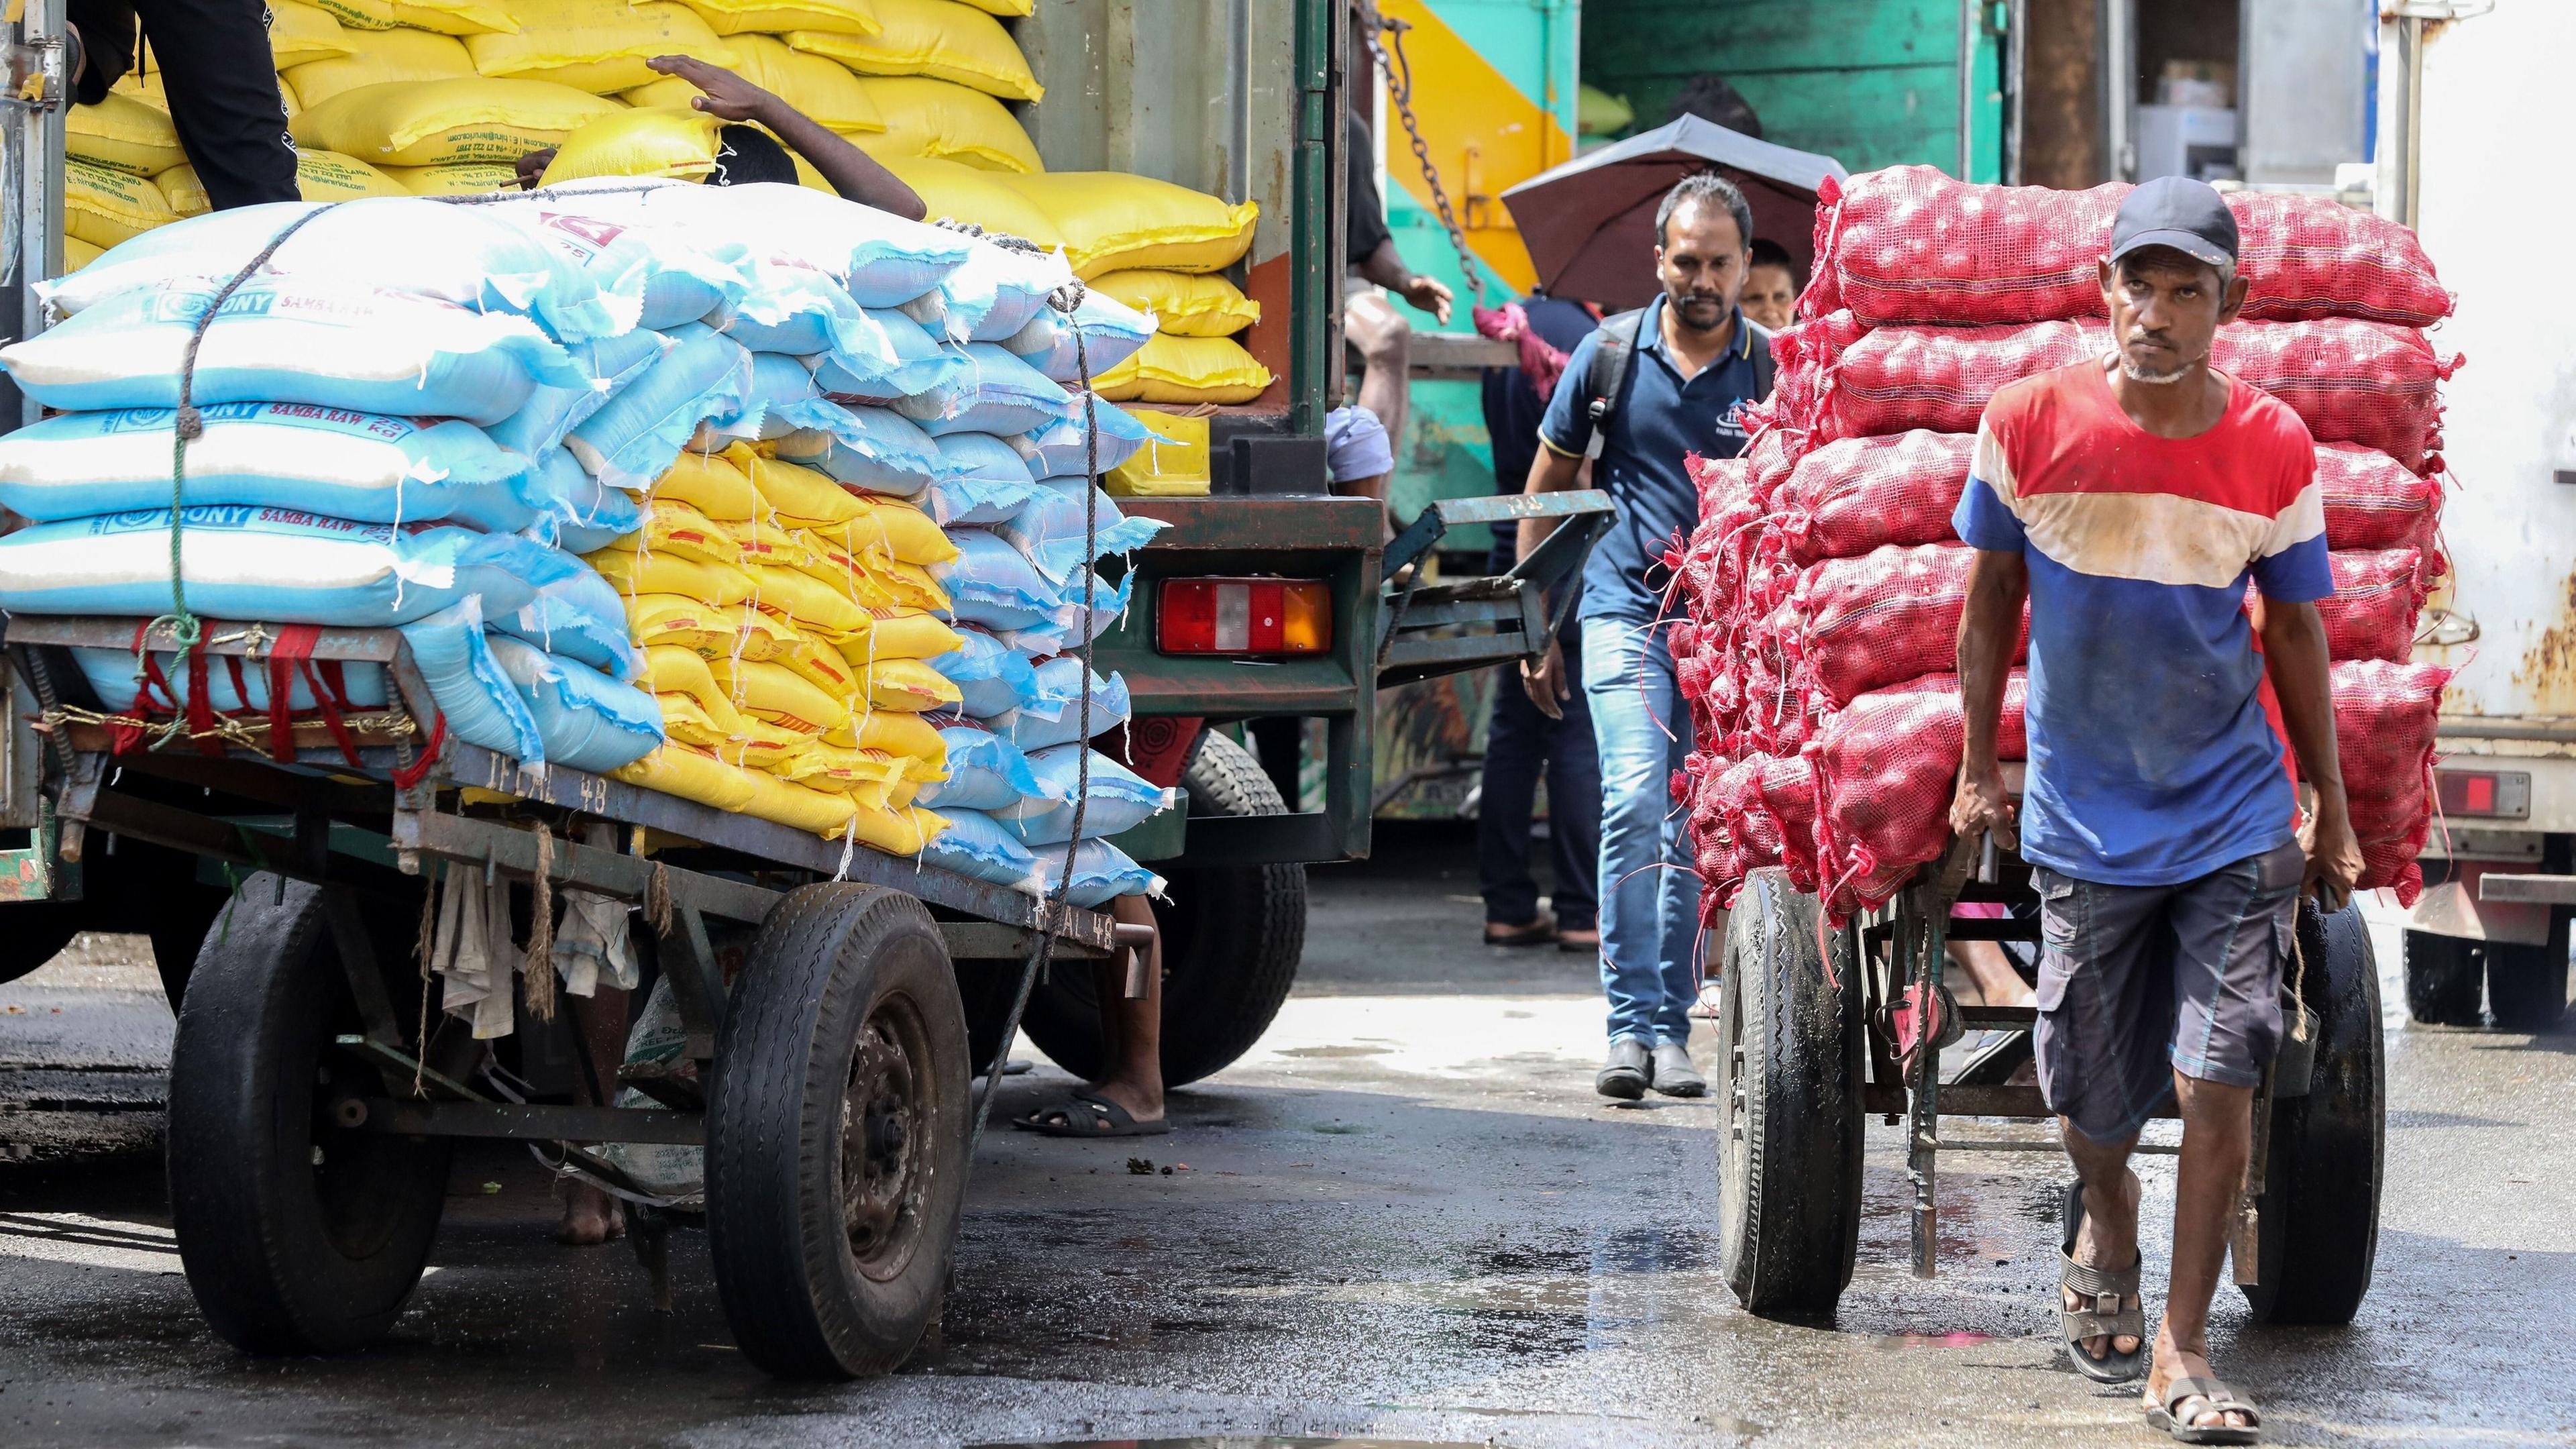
[{"left": 1580, "top": 616, "right": 1697, "bottom": 1046}]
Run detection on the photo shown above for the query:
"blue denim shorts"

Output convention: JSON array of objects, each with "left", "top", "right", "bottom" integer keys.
[{"left": 2031, "top": 841, "right": 2304, "bottom": 1143}]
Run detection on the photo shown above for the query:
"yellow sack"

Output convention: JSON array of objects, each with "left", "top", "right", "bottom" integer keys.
[
  {"left": 1106, "top": 407, "right": 1213, "bottom": 498},
  {"left": 676, "top": 0, "right": 881, "bottom": 38},
  {"left": 590, "top": 549, "right": 757, "bottom": 606},
  {"left": 307, "top": 0, "right": 400, "bottom": 29},
  {"left": 1002, "top": 171, "right": 1258, "bottom": 278},
  {"left": 623, "top": 34, "right": 884, "bottom": 134},
  {"left": 853, "top": 802, "right": 946, "bottom": 853},
  {"left": 886, "top": 777, "right": 922, "bottom": 808},
  {"left": 774, "top": 742, "right": 912, "bottom": 808},
  {"left": 467, "top": 1, "right": 738, "bottom": 95},
  {"left": 951, "top": 0, "right": 1030, "bottom": 13},
  {"left": 386, "top": 0, "right": 521, "bottom": 36},
  {"left": 729, "top": 443, "right": 855, "bottom": 527},
  {"left": 653, "top": 448, "right": 759, "bottom": 521},
  {"left": 1091, "top": 268, "right": 1260, "bottom": 338},
  {"left": 65, "top": 159, "right": 178, "bottom": 250},
  {"left": 878, "top": 154, "right": 1058, "bottom": 245},
  {"left": 266, "top": 0, "right": 357, "bottom": 65},
  {"left": 158, "top": 164, "right": 211, "bottom": 219},
  {"left": 383, "top": 161, "right": 521, "bottom": 195},
  {"left": 109, "top": 70, "right": 167, "bottom": 111},
  {"left": 723, "top": 516, "right": 810, "bottom": 575},
  {"left": 1096, "top": 332, "right": 1272, "bottom": 405},
  {"left": 627, "top": 594, "right": 797, "bottom": 661},
  {"left": 61, "top": 237, "right": 104, "bottom": 274},
  {"left": 541, "top": 107, "right": 724, "bottom": 184},
  {"left": 284, "top": 29, "right": 477, "bottom": 109},
  {"left": 294, "top": 149, "right": 414, "bottom": 200},
  {"left": 790, "top": 533, "right": 952, "bottom": 612},
  {"left": 847, "top": 76, "right": 1040, "bottom": 172},
  {"left": 787, "top": 0, "right": 1041, "bottom": 103},
  {"left": 643, "top": 645, "right": 741, "bottom": 717},
  {"left": 710, "top": 657, "right": 849, "bottom": 735},
  {"left": 294, "top": 76, "right": 625, "bottom": 165},
  {"left": 835, "top": 498, "right": 957, "bottom": 568},
  {"left": 657, "top": 692, "right": 739, "bottom": 749},
  {"left": 612, "top": 742, "right": 763, "bottom": 811},
  {"left": 716, "top": 717, "right": 808, "bottom": 771},
  {"left": 775, "top": 634, "right": 860, "bottom": 698},
  {"left": 68, "top": 92, "right": 186, "bottom": 176},
  {"left": 610, "top": 499, "right": 744, "bottom": 568},
  {"left": 853, "top": 656, "right": 961, "bottom": 712},
  {"left": 826, "top": 708, "right": 948, "bottom": 777},
  {"left": 838, "top": 606, "right": 961, "bottom": 662},
  {"left": 744, "top": 564, "right": 870, "bottom": 639},
  {"left": 738, "top": 771, "right": 861, "bottom": 839}
]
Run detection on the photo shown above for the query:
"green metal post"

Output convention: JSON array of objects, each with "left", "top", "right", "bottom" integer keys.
[{"left": 1289, "top": 0, "right": 1333, "bottom": 435}]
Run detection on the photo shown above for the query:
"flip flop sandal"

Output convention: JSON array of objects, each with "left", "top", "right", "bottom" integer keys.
[
  {"left": 1012, "top": 1092, "right": 1170, "bottom": 1138},
  {"left": 2147, "top": 1375, "right": 2262, "bottom": 1444},
  {"left": 2060, "top": 1180, "right": 2147, "bottom": 1383},
  {"left": 1483, "top": 918, "right": 1556, "bottom": 947}
]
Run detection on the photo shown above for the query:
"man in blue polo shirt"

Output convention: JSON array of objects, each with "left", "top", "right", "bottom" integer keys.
[{"left": 1515, "top": 172, "right": 1773, "bottom": 1099}]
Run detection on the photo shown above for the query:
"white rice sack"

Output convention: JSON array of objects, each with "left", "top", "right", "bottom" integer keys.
[
  {"left": 997, "top": 475, "right": 1165, "bottom": 585},
  {"left": 492, "top": 551, "right": 640, "bottom": 681},
  {"left": 1004, "top": 745, "right": 1177, "bottom": 845},
  {"left": 0, "top": 404, "right": 540, "bottom": 531},
  {"left": 932, "top": 526, "right": 1057, "bottom": 632},
  {"left": 924, "top": 431, "right": 1038, "bottom": 525},
  {"left": 915, "top": 719, "right": 1042, "bottom": 812},
  {"left": 561, "top": 321, "right": 753, "bottom": 490},
  {"left": 936, "top": 236, "right": 1072, "bottom": 343},
  {"left": 916, "top": 805, "right": 1039, "bottom": 892},
  {"left": 40, "top": 197, "right": 623, "bottom": 344},
  {"left": 485, "top": 324, "right": 673, "bottom": 459},
  {"left": 0, "top": 506, "right": 578, "bottom": 625},
  {"left": 0, "top": 278, "right": 584, "bottom": 425},
  {"left": 1028, "top": 837, "right": 1164, "bottom": 907},
  {"left": 527, "top": 447, "right": 643, "bottom": 552},
  {"left": 1020, "top": 398, "right": 1150, "bottom": 476},
  {"left": 807, "top": 306, "right": 958, "bottom": 401},
  {"left": 527, "top": 178, "right": 973, "bottom": 308},
  {"left": 483, "top": 196, "right": 751, "bottom": 331},
  {"left": 1006, "top": 659, "right": 1130, "bottom": 752},
  {"left": 400, "top": 599, "right": 547, "bottom": 764},
  {"left": 929, "top": 623, "right": 1037, "bottom": 719}
]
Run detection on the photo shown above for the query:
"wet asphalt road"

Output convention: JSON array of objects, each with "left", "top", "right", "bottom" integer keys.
[{"left": 3, "top": 826, "right": 2573, "bottom": 1448}]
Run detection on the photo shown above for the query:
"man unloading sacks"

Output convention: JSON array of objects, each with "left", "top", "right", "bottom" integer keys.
[{"left": 1948, "top": 176, "right": 2363, "bottom": 1446}]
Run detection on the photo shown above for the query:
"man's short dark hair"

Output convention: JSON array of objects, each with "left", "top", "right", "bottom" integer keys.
[
  {"left": 708, "top": 123, "right": 800, "bottom": 187},
  {"left": 1656, "top": 171, "right": 1753, "bottom": 252},
  {"left": 1748, "top": 236, "right": 1803, "bottom": 290}
]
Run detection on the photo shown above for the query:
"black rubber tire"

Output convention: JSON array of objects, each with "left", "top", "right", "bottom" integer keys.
[
  {"left": 705, "top": 884, "right": 969, "bottom": 1379},
  {"left": 2241, "top": 901, "right": 2383, "bottom": 1325},
  {"left": 2483, "top": 934, "right": 2571, "bottom": 1031},
  {"left": 1018, "top": 730, "right": 1307, "bottom": 1087},
  {"left": 0, "top": 905, "right": 84, "bottom": 987},
  {"left": 1714, "top": 869, "right": 1864, "bottom": 1321},
  {"left": 166, "top": 875, "right": 449, "bottom": 1354},
  {"left": 2403, "top": 928, "right": 2484, "bottom": 1026}
]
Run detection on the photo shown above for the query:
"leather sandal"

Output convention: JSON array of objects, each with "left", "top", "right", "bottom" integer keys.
[
  {"left": 2060, "top": 1180, "right": 2147, "bottom": 1383},
  {"left": 2147, "top": 1375, "right": 2262, "bottom": 1444}
]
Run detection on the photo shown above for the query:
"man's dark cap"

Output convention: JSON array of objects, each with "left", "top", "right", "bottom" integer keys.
[{"left": 2110, "top": 175, "right": 2239, "bottom": 270}]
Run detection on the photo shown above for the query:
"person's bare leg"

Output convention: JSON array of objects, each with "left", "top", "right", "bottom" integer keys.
[
  {"left": 2147, "top": 1072, "right": 2257, "bottom": 1432},
  {"left": 1083, "top": 894, "right": 1165, "bottom": 1125},
  {"left": 557, "top": 984, "right": 629, "bottom": 1246},
  {"left": 2059, "top": 1119, "right": 2144, "bottom": 1366},
  {"left": 1344, "top": 289, "right": 1412, "bottom": 459},
  {"left": 1949, "top": 938, "right": 2035, "bottom": 1007}
]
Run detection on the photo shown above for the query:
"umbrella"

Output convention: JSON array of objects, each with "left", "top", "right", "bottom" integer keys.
[{"left": 1501, "top": 115, "right": 1848, "bottom": 311}]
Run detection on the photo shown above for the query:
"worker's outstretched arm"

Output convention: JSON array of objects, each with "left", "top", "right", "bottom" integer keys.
[
  {"left": 2258, "top": 598, "right": 2363, "bottom": 908},
  {"left": 646, "top": 55, "right": 926, "bottom": 220},
  {"left": 1949, "top": 547, "right": 2027, "bottom": 850},
  {"left": 1513, "top": 444, "right": 1587, "bottom": 719}
]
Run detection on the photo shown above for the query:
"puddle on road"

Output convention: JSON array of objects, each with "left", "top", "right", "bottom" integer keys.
[{"left": 975, "top": 1441, "right": 1487, "bottom": 1448}]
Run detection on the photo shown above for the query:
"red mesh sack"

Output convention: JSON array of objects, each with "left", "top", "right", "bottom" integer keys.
[
  {"left": 2308, "top": 548, "right": 2427, "bottom": 664},
  {"left": 1807, "top": 671, "right": 2027, "bottom": 916},
  {"left": 2317, "top": 443, "right": 2445, "bottom": 555},
  {"left": 1770, "top": 430, "right": 1976, "bottom": 566},
  {"left": 1787, "top": 543, "right": 2029, "bottom": 708},
  {"left": 1813, "top": 166, "right": 2451, "bottom": 328},
  {"left": 2333, "top": 659, "right": 2447, "bottom": 818}
]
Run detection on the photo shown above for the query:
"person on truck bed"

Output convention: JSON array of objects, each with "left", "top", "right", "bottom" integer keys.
[
  {"left": 66, "top": 1, "right": 298, "bottom": 211},
  {"left": 1947, "top": 175, "right": 2361, "bottom": 1445},
  {"left": 1515, "top": 171, "right": 1774, "bottom": 1102},
  {"left": 514, "top": 55, "right": 926, "bottom": 220}
]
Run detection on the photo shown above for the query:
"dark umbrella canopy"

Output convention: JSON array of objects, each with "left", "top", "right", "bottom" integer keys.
[{"left": 1501, "top": 115, "right": 1848, "bottom": 311}]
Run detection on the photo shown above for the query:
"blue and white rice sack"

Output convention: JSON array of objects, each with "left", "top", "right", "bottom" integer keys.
[
  {"left": 401, "top": 600, "right": 545, "bottom": 764},
  {"left": 924, "top": 432, "right": 1040, "bottom": 525},
  {"left": 1021, "top": 400, "right": 1151, "bottom": 478},
  {"left": 808, "top": 307, "right": 956, "bottom": 401},
  {"left": 0, "top": 507, "right": 576, "bottom": 625},
  {"left": 493, "top": 557, "right": 641, "bottom": 682},
  {"left": 527, "top": 180, "right": 974, "bottom": 309},
  {"left": 931, "top": 625, "right": 1038, "bottom": 718},
  {"left": 484, "top": 327, "right": 670, "bottom": 460},
  {"left": 525, "top": 448, "right": 643, "bottom": 553},
  {"left": 917, "top": 806, "right": 1040, "bottom": 891},
  {"left": 914, "top": 720, "right": 1043, "bottom": 812},
  {"left": 1000, "top": 745, "right": 1175, "bottom": 845},
  {"left": 484, "top": 635, "right": 663, "bottom": 773},
  {"left": 1031, "top": 839, "right": 1165, "bottom": 907},
  {"left": 1003, "top": 290, "right": 1154, "bottom": 384},
  {"left": 561, "top": 321, "right": 754, "bottom": 490},
  {"left": 1008, "top": 661, "right": 1131, "bottom": 752},
  {"left": 769, "top": 405, "right": 943, "bottom": 498},
  {"left": 998, "top": 477, "right": 1165, "bottom": 585},
  {"left": 0, "top": 405, "right": 541, "bottom": 533},
  {"left": 892, "top": 343, "right": 1067, "bottom": 437},
  {"left": 934, "top": 528, "right": 1059, "bottom": 632},
  {"left": 934, "top": 237, "right": 1071, "bottom": 344}
]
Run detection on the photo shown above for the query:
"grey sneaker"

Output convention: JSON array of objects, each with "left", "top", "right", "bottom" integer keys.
[
  {"left": 1650, "top": 1041, "right": 1707, "bottom": 1097},
  {"left": 1595, "top": 1038, "right": 1650, "bottom": 1100}
]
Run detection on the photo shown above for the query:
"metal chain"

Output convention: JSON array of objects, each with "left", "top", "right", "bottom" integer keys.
[{"left": 1364, "top": 16, "right": 1488, "bottom": 313}]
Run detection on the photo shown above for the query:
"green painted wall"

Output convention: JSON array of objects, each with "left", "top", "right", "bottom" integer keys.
[{"left": 1582, "top": 0, "right": 2008, "bottom": 180}]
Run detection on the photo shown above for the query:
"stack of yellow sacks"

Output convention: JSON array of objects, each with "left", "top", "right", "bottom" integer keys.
[{"left": 590, "top": 439, "right": 961, "bottom": 851}]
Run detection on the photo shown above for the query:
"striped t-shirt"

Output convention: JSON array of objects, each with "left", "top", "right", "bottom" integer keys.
[{"left": 1953, "top": 359, "right": 2331, "bottom": 885}]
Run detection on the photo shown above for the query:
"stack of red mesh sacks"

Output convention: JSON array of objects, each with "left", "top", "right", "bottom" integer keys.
[{"left": 1672, "top": 166, "right": 2457, "bottom": 921}]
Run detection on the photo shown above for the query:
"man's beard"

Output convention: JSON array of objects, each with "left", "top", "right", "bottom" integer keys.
[{"left": 2118, "top": 350, "right": 2194, "bottom": 384}]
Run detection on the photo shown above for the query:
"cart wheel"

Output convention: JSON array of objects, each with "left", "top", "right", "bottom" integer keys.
[
  {"left": 2482, "top": 933, "right": 2571, "bottom": 1031},
  {"left": 0, "top": 906, "right": 83, "bottom": 987},
  {"left": 166, "top": 875, "right": 449, "bottom": 1354},
  {"left": 2402, "top": 929, "right": 2483, "bottom": 1026},
  {"left": 706, "top": 883, "right": 969, "bottom": 1379},
  {"left": 1714, "top": 869, "right": 1864, "bottom": 1320},
  {"left": 2242, "top": 900, "right": 2383, "bottom": 1324},
  {"left": 1020, "top": 729, "right": 1306, "bottom": 1087}
]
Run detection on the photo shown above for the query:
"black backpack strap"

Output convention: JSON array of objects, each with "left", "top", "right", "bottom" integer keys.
[
  {"left": 1746, "top": 317, "right": 1777, "bottom": 402},
  {"left": 1579, "top": 307, "right": 1648, "bottom": 455}
]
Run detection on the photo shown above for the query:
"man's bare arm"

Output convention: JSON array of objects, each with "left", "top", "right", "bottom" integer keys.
[
  {"left": 646, "top": 55, "right": 926, "bottom": 219},
  {"left": 2258, "top": 598, "right": 2363, "bottom": 906},
  {"left": 1949, "top": 549, "right": 2027, "bottom": 849}
]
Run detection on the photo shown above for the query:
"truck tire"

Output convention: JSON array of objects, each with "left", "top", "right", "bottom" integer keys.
[
  {"left": 167, "top": 876, "right": 449, "bottom": 1354},
  {"left": 1018, "top": 730, "right": 1307, "bottom": 1088},
  {"left": 2482, "top": 936, "right": 2570, "bottom": 1030},
  {"left": 706, "top": 884, "right": 969, "bottom": 1379},
  {"left": 1714, "top": 869, "right": 1864, "bottom": 1321},
  {"left": 2402, "top": 929, "right": 2483, "bottom": 1026},
  {"left": 2241, "top": 902, "right": 2382, "bottom": 1325},
  {"left": 0, "top": 906, "right": 83, "bottom": 986}
]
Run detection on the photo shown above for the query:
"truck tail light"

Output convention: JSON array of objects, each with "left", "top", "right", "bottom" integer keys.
[
  {"left": 2435, "top": 768, "right": 2530, "bottom": 820},
  {"left": 1158, "top": 578, "right": 1332, "bottom": 655}
]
